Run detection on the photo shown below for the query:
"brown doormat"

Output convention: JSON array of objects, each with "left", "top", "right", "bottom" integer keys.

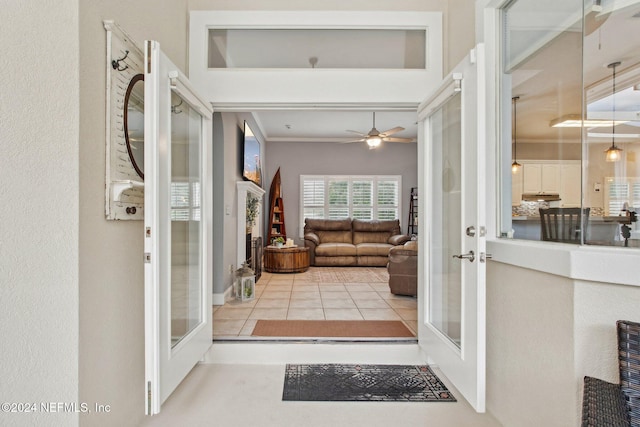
[{"left": 252, "top": 320, "right": 415, "bottom": 338}]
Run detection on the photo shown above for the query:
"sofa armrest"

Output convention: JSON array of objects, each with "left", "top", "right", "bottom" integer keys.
[
  {"left": 304, "top": 232, "right": 320, "bottom": 246},
  {"left": 581, "top": 376, "right": 629, "bottom": 427},
  {"left": 388, "top": 234, "right": 411, "bottom": 246},
  {"left": 304, "top": 232, "right": 319, "bottom": 266}
]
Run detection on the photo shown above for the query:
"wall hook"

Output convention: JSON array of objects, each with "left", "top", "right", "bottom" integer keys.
[
  {"left": 112, "top": 50, "right": 129, "bottom": 71},
  {"left": 171, "top": 99, "right": 183, "bottom": 114}
]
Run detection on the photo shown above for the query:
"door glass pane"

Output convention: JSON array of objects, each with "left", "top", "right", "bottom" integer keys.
[
  {"left": 429, "top": 92, "right": 462, "bottom": 347},
  {"left": 170, "top": 91, "right": 203, "bottom": 347}
]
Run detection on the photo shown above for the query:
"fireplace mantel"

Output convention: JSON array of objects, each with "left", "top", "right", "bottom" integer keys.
[{"left": 237, "top": 181, "right": 265, "bottom": 267}]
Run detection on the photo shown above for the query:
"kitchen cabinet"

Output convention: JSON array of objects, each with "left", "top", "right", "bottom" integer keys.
[
  {"left": 559, "top": 164, "right": 581, "bottom": 207},
  {"left": 514, "top": 161, "right": 580, "bottom": 205}
]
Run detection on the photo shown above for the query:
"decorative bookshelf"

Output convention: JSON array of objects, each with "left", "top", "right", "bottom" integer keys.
[{"left": 267, "top": 168, "right": 287, "bottom": 244}]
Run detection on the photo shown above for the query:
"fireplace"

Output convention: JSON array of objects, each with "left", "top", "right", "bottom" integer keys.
[{"left": 236, "top": 181, "right": 265, "bottom": 269}]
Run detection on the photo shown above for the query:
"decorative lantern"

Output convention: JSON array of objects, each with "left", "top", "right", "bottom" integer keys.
[{"left": 235, "top": 262, "right": 255, "bottom": 302}]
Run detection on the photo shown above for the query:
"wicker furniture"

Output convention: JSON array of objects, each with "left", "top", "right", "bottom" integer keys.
[{"left": 581, "top": 320, "right": 640, "bottom": 427}]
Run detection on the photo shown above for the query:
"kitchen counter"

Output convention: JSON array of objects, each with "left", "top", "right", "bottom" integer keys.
[{"left": 511, "top": 215, "right": 639, "bottom": 244}]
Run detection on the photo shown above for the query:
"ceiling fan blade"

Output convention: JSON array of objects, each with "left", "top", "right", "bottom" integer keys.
[
  {"left": 339, "top": 139, "right": 365, "bottom": 144},
  {"left": 383, "top": 137, "right": 415, "bottom": 143},
  {"left": 379, "top": 126, "right": 405, "bottom": 137},
  {"left": 346, "top": 130, "right": 367, "bottom": 136}
]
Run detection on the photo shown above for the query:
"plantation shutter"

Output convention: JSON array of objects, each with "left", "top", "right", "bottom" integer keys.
[
  {"left": 328, "top": 178, "right": 349, "bottom": 219},
  {"left": 352, "top": 179, "right": 373, "bottom": 219},
  {"left": 303, "top": 178, "right": 325, "bottom": 219},
  {"left": 377, "top": 178, "right": 399, "bottom": 220}
]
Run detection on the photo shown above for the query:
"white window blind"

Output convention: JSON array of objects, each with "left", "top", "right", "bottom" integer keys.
[
  {"left": 604, "top": 177, "right": 640, "bottom": 216},
  {"left": 171, "top": 180, "right": 201, "bottom": 221},
  {"left": 300, "top": 175, "right": 402, "bottom": 235}
]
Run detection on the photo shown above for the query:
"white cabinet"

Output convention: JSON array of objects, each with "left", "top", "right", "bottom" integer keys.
[
  {"left": 523, "top": 164, "right": 542, "bottom": 193},
  {"left": 559, "top": 164, "right": 581, "bottom": 207},
  {"left": 512, "top": 167, "right": 523, "bottom": 206},
  {"left": 541, "top": 164, "right": 560, "bottom": 193},
  {"left": 513, "top": 161, "right": 580, "bottom": 205}
]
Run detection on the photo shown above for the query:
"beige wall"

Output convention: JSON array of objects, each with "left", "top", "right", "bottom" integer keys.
[
  {"left": 487, "top": 261, "right": 640, "bottom": 427},
  {"left": 78, "top": 1, "right": 188, "bottom": 425},
  {"left": 0, "top": 1, "right": 80, "bottom": 426}
]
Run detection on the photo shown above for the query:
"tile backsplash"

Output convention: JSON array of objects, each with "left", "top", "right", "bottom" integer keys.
[{"left": 513, "top": 202, "right": 604, "bottom": 217}]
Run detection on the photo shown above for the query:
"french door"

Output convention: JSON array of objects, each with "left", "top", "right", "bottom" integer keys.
[
  {"left": 417, "top": 45, "right": 487, "bottom": 412},
  {"left": 144, "top": 40, "right": 213, "bottom": 415}
]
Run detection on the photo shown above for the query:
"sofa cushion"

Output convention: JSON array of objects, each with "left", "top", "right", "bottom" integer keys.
[
  {"left": 352, "top": 219, "right": 401, "bottom": 244},
  {"left": 305, "top": 218, "right": 352, "bottom": 232},
  {"left": 315, "top": 243, "right": 357, "bottom": 257},
  {"left": 316, "top": 230, "right": 352, "bottom": 244},
  {"left": 355, "top": 243, "right": 393, "bottom": 257},
  {"left": 352, "top": 219, "right": 401, "bottom": 233}
]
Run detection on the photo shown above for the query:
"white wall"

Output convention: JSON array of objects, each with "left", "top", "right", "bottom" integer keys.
[
  {"left": 0, "top": 2, "right": 80, "bottom": 426},
  {"left": 78, "top": 1, "right": 188, "bottom": 425}
]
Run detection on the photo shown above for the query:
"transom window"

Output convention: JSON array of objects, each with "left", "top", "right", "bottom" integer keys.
[{"left": 300, "top": 175, "right": 401, "bottom": 231}]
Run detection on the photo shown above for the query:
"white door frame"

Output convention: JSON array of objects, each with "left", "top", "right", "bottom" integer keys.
[{"left": 417, "top": 45, "right": 488, "bottom": 412}]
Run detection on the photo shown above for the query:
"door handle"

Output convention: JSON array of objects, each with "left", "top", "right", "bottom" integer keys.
[{"left": 452, "top": 251, "right": 475, "bottom": 262}]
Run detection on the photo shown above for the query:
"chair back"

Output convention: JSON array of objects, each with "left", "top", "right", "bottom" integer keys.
[
  {"left": 539, "top": 207, "right": 590, "bottom": 243},
  {"left": 618, "top": 320, "right": 640, "bottom": 425}
]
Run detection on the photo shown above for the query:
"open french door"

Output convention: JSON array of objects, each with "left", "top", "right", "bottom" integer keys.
[
  {"left": 417, "top": 45, "right": 487, "bottom": 412},
  {"left": 144, "top": 40, "right": 213, "bottom": 415}
]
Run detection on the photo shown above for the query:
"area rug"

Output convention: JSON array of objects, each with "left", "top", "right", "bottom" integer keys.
[
  {"left": 282, "top": 364, "right": 456, "bottom": 402},
  {"left": 298, "top": 267, "right": 389, "bottom": 283},
  {"left": 252, "top": 320, "right": 415, "bottom": 338}
]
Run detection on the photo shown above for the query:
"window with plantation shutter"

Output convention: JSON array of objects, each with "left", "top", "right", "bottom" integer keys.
[
  {"left": 171, "top": 180, "right": 200, "bottom": 221},
  {"left": 604, "top": 177, "right": 640, "bottom": 216},
  {"left": 300, "top": 175, "right": 402, "bottom": 236}
]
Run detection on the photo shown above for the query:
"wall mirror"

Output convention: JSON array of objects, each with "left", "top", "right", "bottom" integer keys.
[{"left": 124, "top": 73, "right": 144, "bottom": 179}]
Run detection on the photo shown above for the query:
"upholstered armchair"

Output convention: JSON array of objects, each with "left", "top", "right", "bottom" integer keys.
[{"left": 387, "top": 240, "right": 417, "bottom": 297}]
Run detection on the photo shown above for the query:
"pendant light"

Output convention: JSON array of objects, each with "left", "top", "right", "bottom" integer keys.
[
  {"left": 512, "top": 96, "right": 522, "bottom": 173},
  {"left": 605, "top": 61, "right": 623, "bottom": 162}
]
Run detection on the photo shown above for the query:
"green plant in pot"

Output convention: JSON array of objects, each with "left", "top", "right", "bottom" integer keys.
[
  {"left": 272, "top": 236, "right": 285, "bottom": 247},
  {"left": 246, "top": 193, "right": 260, "bottom": 233}
]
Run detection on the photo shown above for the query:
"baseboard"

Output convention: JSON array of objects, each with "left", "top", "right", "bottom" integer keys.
[{"left": 213, "top": 286, "right": 232, "bottom": 306}]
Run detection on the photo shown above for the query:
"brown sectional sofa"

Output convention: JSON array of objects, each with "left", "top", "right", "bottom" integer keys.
[{"left": 303, "top": 218, "right": 410, "bottom": 266}]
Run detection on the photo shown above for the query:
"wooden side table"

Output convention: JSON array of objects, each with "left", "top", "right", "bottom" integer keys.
[{"left": 263, "top": 246, "right": 310, "bottom": 273}]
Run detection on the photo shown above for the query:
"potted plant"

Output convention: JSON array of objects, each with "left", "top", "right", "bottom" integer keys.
[
  {"left": 272, "top": 236, "right": 285, "bottom": 248},
  {"left": 246, "top": 193, "right": 260, "bottom": 233}
]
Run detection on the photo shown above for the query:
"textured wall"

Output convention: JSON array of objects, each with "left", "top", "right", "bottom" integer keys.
[
  {"left": 486, "top": 263, "right": 576, "bottom": 427},
  {"left": 78, "top": 1, "right": 188, "bottom": 425},
  {"left": 0, "top": 1, "right": 80, "bottom": 426}
]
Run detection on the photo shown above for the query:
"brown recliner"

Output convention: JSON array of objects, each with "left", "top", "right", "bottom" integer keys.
[{"left": 387, "top": 240, "right": 417, "bottom": 296}]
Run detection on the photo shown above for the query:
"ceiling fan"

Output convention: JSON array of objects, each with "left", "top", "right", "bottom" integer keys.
[{"left": 343, "top": 112, "right": 415, "bottom": 149}]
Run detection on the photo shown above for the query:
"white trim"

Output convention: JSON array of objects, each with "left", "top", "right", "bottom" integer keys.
[
  {"left": 487, "top": 239, "right": 640, "bottom": 287},
  {"left": 188, "top": 11, "right": 443, "bottom": 105},
  {"left": 236, "top": 181, "right": 266, "bottom": 267}
]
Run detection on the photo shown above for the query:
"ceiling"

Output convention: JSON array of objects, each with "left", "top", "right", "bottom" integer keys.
[
  {"left": 241, "top": 1, "right": 640, "bottom": 147},
  {"left": 253, "top": 110, "right": 419, "bottom": 143}
]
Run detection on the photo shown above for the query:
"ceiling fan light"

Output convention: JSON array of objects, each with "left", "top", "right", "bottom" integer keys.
[{"left": 366, "top": 136, "right": 382, "bottom": 148}]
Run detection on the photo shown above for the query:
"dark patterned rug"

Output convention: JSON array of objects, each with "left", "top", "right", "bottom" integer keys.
[{"left": 282, "top": 364, "right": 456, "bottom": 402}]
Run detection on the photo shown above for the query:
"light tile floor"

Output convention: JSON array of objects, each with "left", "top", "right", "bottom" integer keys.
[{"left": 213, "top": 267, "right": 417, "bottom": 339}]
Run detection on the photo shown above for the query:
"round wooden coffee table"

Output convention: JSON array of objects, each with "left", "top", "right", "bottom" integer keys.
[{"left": 263, "top": 246, "right": 310, "bottom": 273}]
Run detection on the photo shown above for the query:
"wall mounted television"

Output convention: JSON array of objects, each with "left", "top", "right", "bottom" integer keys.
[{"left": 242, "top": 121, "right": 262, "bottom": 187}]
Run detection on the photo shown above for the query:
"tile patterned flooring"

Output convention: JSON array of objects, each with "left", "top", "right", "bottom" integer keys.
[{"left": 213, "top": 267, "right": 417, "bottom": 339}]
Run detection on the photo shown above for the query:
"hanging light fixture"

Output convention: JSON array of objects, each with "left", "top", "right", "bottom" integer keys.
[
  {"left": 605, "top": 61, "right": 623, "bottom": 162},
  {"left": 512, "top": 96, "right": 522, "bottom": 173}
]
